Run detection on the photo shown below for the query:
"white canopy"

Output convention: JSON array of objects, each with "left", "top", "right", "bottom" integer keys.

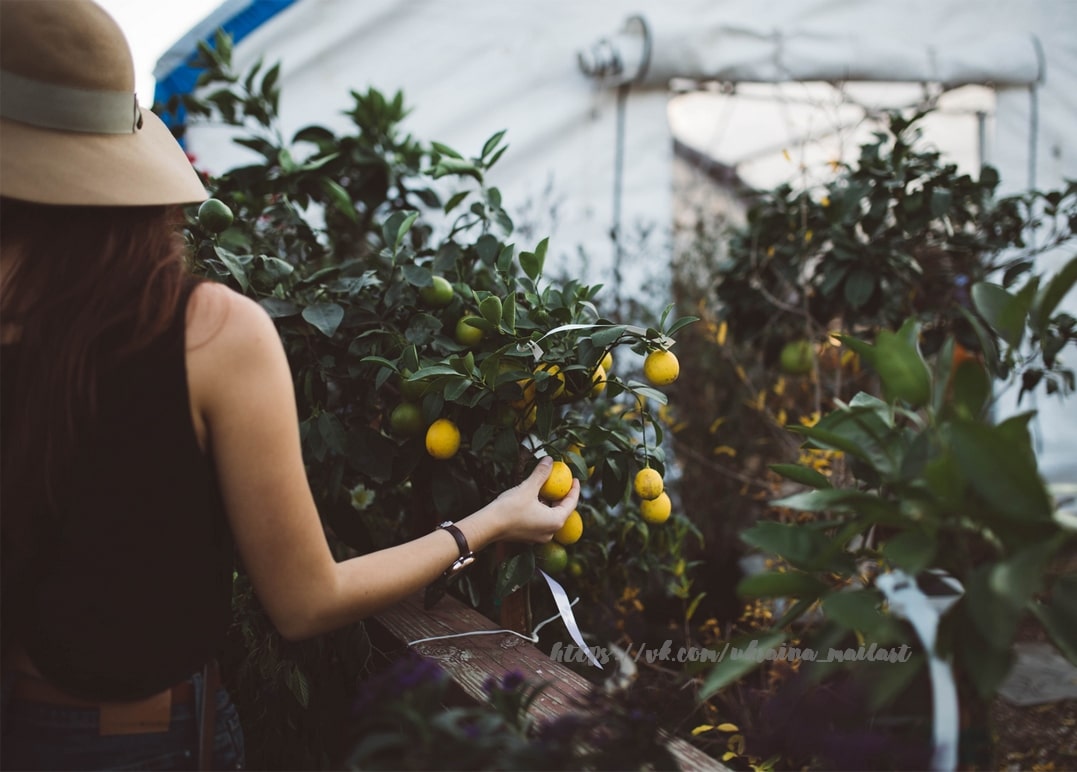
[{"left": 163, "top": 0, "right": 1077, "bottom": 483}]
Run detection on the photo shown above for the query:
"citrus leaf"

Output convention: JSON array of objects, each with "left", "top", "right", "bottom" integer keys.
[
  {"left": 259, "top": 297, "right": 300, "bottom": 318},
  {"left": 699, "top": 630, "right": 786, "bottom": 700},
  {"left": 972, "top": 282, "right": 1027, "bottom": 347},
  {"left": 494, "top": 551, "right": 535, "bottom": 599},
  {"left": 1033, "top": 256, "right": 1077, "bottom": 331},
  {"left": 736, "top": 570, "right": 828, "bottom": 599},
  {"left": 950, "top": 418, "right": 1053, "bottom": 521},
  {"left": 769, "top": 463, "right": 832, "bottom": 489},
  {"left": 321, "top": 178, "right": 357, "bottom": 222},
  {"left": 873, "top": 321, "right": 931, "bottom": 407},
  {"left": 881, "top": 529, "right": 937, "bottom": 574},
  {"left": 519, "top": 251, "right": 541, "bottom": 281},
  {"left": 302, "top": 302, "right": 344, "bottom": 337}
]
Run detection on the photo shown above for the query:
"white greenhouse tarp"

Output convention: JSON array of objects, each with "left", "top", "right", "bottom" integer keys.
[{"left": 164, "top": 0, "right": 1077, "bottom": 484}]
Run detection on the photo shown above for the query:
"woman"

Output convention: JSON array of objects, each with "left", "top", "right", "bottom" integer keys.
[{"left": 0, "top": 1, "right": 579, "bottom": 769}]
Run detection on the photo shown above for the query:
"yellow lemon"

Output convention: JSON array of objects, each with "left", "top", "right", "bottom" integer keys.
[
  {"left": 425, "top": 418, "right": 461, "bottom": 459},
  {"left": 536, "top": 362, "right": 566, "bottom": 400},
  {"left": 640, "top": 492, "right": 672, "bottom": 524},
  {"left": 600, "top": 351, "right": 613, "bottom": 372},
  {"left": 553, "top": 510, "right": 583, "bottom": 545},
  {"left": 590, "top": 365, "right": 607, "bottom": 397},
  {"left": 634, "top": 467, "right": 664, "bottom": 500},
  {"left": 514, "top": 405, "right": 537, "bottom": 432},
  {"left": 644, "top": 350, "right": 680, "bottom": 386},
  {"left": 539, "top": 460, "right": 573, "bottom": 501}
]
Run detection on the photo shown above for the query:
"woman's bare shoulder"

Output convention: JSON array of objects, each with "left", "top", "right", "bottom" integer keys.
[{"left": 186, "top": 280, "right": 278, "bottom": 355}]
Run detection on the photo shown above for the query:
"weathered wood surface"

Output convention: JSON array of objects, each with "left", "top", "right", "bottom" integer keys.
[{"left": 371, "top": 592, "right": 728, "bottom": 771}]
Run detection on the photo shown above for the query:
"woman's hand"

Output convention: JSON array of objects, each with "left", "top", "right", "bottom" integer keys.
[{"left": 477, "top": 457, "right": 581, "bottom": 544}]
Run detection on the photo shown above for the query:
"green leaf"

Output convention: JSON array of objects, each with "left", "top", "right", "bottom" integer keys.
[
  {"left": 873, "top": 320, "right": 931, "bottom": 407},
  {"left": 740, "top": 521, "right": 832, "bottom": 570},
  {"left": 502, "top": 293, "right": 516, "bottom": 334},
  {"left": 666, "top": 315, "right": 700, "bottom": 337},
  {"left": 404, "top": 313, "right": 443, "bottom": 345},
  {"left": 432, "top": 157, "right": 483, "bottom": 182},
  {"left": 213, "top": 247, "right": 250, "bottom": 292},
  {"left": 972, "top": 282, "right": 1027, "bottom": 347},
  {"left": 736, "top": 570, "right": 828, "bottom": 599},
  {"left": 843, "top": 268, "right": 876, "bottom": 308},
  {"left": 430, "top": 141, "right": 462, "bottom": 159},
  {"left": 1029, "top": 573, "right": 1077, "bottom": 665},
  {"left": 948, "top": 353, "right": 992, "bottom": 419},
  {"left": 769, "top": 463, "right": 832, "bottom": 489},
  {"left": 443, "top": 190, "right": 469, "bottom": 213},
  {"left": 394, "top": 210, "right": 419, "bottom": 251},
  {"left": 259, "top": 297, "right": 300, "bottom": 318},
  {"left": 494, "top": 551, "right": 536, "bottom": 599},
  {"left": 699, "top": 630, "right": 787, "bottom": 699},
  {"left": 496, "top": 243, "right": 515, "bottom": 273},
  {"left": 1033, "top": 256, "right": 1077, "bottom": 331},
  {"left": 481, "top": 129, "right": 507, "bottom": 159},
  {"left": 409, "top": 364, "right": 461, "bottom": 379},
  {"left": 822, "top": 589, "right": 887, "bottom": 635},
  {"left": 534, "top": 237, "right": 549, "bottom": 268},
  {"left": 881, "top": 529, "right": 937, "bottom": 574},
  {"left": 866, "top": 653, "right": 924, "bottom": 711},
  {"left": 958, "top": 628, "right": 1014, "bottom": 699},
  {"left": 316, "top": 411, "right": 347, "bottom": 454},
  {"left": 773, "top": 489, "right": 901, "bottom": 525},
  {"left": 479, "top": 295, "right": 503, "bottom": 325},
  {"left": 302, "top": 302, "right": 344, "bottom": 337},
  {"left": 949, "top": 418, "right": 1053, "bottom": 522},
  {"left": 590, "top": 326, "right": 626, "bottom": 349},
  {"left": 790, "top": 404, "right": 901, "bottom": 479},
  {"left": 966, "top": 539, "right": 1059, "bottom": 648},
  {"left": 516, "top": 241, "right": 542, "bottom": 279}
]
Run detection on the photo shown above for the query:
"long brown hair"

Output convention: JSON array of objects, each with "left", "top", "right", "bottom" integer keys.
[{"left": 1, "top": 198, "right": 192, "bottom": 579}]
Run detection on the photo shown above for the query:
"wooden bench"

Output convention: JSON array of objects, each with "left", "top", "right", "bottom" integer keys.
[{"left": 369, "top": 592, "right": 728, "bottom": 771}]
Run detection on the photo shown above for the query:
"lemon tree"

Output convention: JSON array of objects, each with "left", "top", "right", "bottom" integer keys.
[{"left": 174, "top": 32, "right": 700, "bottom": 644}]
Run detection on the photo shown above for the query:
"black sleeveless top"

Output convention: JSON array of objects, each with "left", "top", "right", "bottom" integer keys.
[{"left": 0, "top": 281, "right": 234, "bottom": 700}]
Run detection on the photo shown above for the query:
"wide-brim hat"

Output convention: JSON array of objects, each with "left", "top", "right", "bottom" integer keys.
[{"left": 0, "top": 0, "right": 207, "bottom": 206}]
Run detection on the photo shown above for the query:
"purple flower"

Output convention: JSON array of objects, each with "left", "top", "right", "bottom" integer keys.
[{"left": 500, "top": 670, "right": 525, "bottom": 691}]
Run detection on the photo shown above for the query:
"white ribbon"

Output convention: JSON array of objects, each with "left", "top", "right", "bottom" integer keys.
[
  {"left": 539, "top": 569, "right": 603, "bottom": 669},
  {"left": 876, "top": 569, "right": 964, "bottom": 772},
  {"left": 407, "top": 572, "right": 601, "bottom": 669},
  {"left": 522, "top": 323, "right": 673, "bottom": 360}
]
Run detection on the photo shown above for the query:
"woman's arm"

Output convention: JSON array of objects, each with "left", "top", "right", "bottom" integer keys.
[{"left": 186, "top": 282, "right": 578, "bottom": 641}]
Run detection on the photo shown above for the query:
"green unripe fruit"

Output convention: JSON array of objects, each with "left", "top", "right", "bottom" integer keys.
[
  {"left": 779, "top": 339, "right": 815, "bottom": 375},
  {"left": 389, "top": 402, "right": 424, "bottom": 437},
  {"left": 198, "top": 198, "right": 234, "bottom": 233},
  {"left": 420, "top": 276, "right": 454, "bottom": 307},
  {"left": 455, "top": 316, "right": 484, "bottom": 347}
]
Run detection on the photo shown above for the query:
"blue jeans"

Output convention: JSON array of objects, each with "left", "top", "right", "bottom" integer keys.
[{"left": 1, "top": 669, "right": 245, "bottom": 770}]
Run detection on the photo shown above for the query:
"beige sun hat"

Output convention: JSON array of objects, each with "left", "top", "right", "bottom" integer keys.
[{"left": 0, "top": 0, "right": 207, "bottom": 206}]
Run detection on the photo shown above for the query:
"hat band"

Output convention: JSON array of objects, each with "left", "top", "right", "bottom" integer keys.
[{"left": 0, "top": 69, "right": 142, "bottom": 134}]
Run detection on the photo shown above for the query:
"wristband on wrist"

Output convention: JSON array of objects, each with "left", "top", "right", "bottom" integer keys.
[{"left": 424, "top": 520, "right": 475, "bottom": 608}]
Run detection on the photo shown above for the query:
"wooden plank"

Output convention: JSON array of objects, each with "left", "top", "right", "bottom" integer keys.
[{"left": 371, "top": 593, "right": 729, "bottom": 771}]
